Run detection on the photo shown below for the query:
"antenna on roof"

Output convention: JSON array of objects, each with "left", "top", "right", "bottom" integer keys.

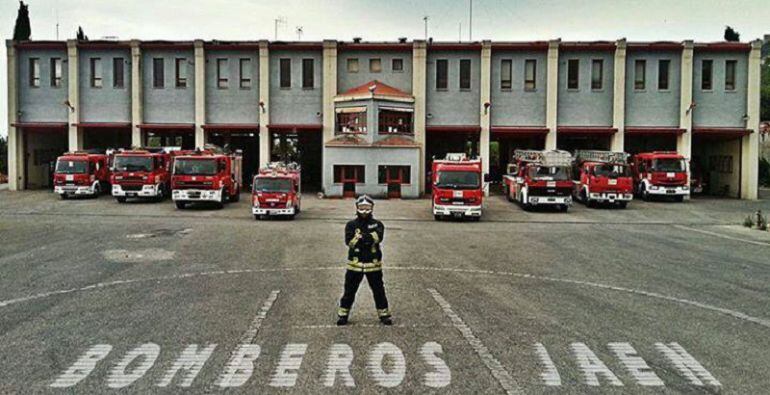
[
  {"left": 423, "top": 16, "right": 429, "bottom": 40},
  {"left": 55, "top": 0, "right": 59, "bottom": 40},
  {"left": 273, "top": 16, "right": 287, "bottom": 40},
  {"left": 296, "top": 26, "right": 303, "bottom": 41}
]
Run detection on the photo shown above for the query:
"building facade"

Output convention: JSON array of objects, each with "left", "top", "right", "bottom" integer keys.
[{"left": 5, "top": 38, "right": 763, "bottom": 199}]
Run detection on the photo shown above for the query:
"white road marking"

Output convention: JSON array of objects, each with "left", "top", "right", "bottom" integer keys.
[
  {"left": 428, "top": 288, "right": 520, "bottom": 395},
  {"left": 216, "top": 345, "right": 261, "bottom": 388},
  {"left": 570, "top": 343, "right": 623, "bottom": 386},
  {"left": 49, "top": 344, "right": 112, "bottom": 388},
  {"left": 608, "top": 342, "right": 664, "bottom": 386},
  {"left": 655, "top": 342, "right": 721, "bottom": 387},
  {"left": 106, "top": 343, "right": 161, "bottom": 389},
  {"left": 366, "top": 342, "right": 407, "bottom": 388},
  {"left": 289, "top": 323, "right": 452, "bottom": 330},
  {"left": 269, "top": 343, "right": 308, "bottom": 387},
  {"left": 240, "top": 290, "right": 280, "bottom": 344},
  {"left": 674, "top": 224, "right": 770, "bottom": 247},
  {"left": 102, "top": 248, "right": 175, "bottom": 263},
  {"left": 420, "top": 341, "right": 451, "bottom": 388},
  {"left": 156, "top": 344, "right": 217, "bottom": 387},
  {"left": 534, "top": 343, "right": 561, "bottom": 386},
  {"left": 322, "top": 343, "right": 356, "bottom": 388}
]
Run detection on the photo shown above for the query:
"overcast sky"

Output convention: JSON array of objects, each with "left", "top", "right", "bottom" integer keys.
[{"left": 2, "top": 0, "right": 769, "bottom": 138}]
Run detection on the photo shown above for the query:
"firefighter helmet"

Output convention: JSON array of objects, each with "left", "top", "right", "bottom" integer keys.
[{"left": 355, "top": 195, "right": 374, "bottom": 215}]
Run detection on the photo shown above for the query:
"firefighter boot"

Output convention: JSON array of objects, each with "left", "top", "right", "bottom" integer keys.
[
  {"left": 337, "top": 315, "right": 349, "bottom": 326},
  {"left": 379, "top": 316, "right": 393, "bottom": 326}
]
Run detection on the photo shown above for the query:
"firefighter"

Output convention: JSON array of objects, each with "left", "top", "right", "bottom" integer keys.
[{"left": 337, "top": 195, "right": 392, "bottom": 326}]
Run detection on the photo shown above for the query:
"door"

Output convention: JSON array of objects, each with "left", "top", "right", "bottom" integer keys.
[
  {"left": 385, "top": 166, "right": 403, "bottom": 198},
  {"left": 341, "top": 166, "right": 359, "bottom": 198}
]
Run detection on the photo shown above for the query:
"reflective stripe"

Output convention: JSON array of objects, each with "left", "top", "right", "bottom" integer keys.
[
  {"left": 337, "top": 307, "right": 349, "bottom": 316},
  {"left": 377, "top": 308, "right": 391, "bottom": 317},
  {"left": 347, "top": 261, "right": 382, "bottom": 273},
  {"left": 371, "top": 232, "right": 380, "bottom": 243}
]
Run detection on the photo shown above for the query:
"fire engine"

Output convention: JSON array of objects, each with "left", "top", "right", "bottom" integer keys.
[
  {"left": 251, "top": 162, "right": 302, "bottom": 220},
  {"left": 53, "top": 151, "right": 111, "bottom": 199},
  {"left": 171, "top": 146, "right": 242, "bottom": 209},
  {"left": 502, "top": 150, "right": 573, "bottom": 211},
  {"left": 572, "top": 150, "right": 634, "bottom": 208},
  {"left": 431, "top": 153, "right": 485, "bottom": 221},
  {"left": 631, "top": 152, "right": 689, "bottom": 202},
  {"left": 110, "top": 148, "right": 173, "bottom": 203}
]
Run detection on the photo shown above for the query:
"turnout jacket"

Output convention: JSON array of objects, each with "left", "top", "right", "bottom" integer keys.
[{"left": 345, "top": 216, "right": 385, "bottom": 271}]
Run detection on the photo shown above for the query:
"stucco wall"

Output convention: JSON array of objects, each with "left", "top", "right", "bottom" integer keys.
[
  {"left": 692, "top": 51, "right": 749, "bottom": 127},
  {"left": 269, "top": 50, "right": 323, "bottom": 125},
  {"left": 426, "top": 50, "right": 480, "bottom": 126},
  {"left": 624, "top": 50, "right": 681, "bottom": 127},
  {"left": 490, "top": 50, "right": 548, "bottom": 126},
  {"left": 79, "top": 48, "right": 132, "bottom": 123},
  {"left": 557, "top": 50, "right": 614, "bottom": 126},
  {"left": 205, "top": 49, "right": 260, "bottom": 124},
  {"left": 17, "top": 48, "right": 69, "bottom": 122},
  {"left": 323, "top": 146, "right": 420, "bottom": 198},
  {"left": 337, "top": 50, "right": 413, "bottom": 94},
  {"left": 142, "top": 49, "right": 195, "bottom": 123}
]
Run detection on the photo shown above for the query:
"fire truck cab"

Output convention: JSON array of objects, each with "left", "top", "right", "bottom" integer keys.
[
  {"left": 251, "top": 162, "right": 302, "bottom": 220},
  {"left": 502, "top": 150, "right": 573, "bottom": 211},
  {"left": 631, "top": 152, "right": 689, "bottom": 202},
  {"left": 171, "top": 146, "right": 242, "bottom": 209},
  {"left": 573, "top": 150, "right": 634, "bottom": 208},
  {"left": 431, "top": 153, "right": 485, "bottom": 221},
  {"left": 53, "top": 152, "right": 111, "bottom": 199},
  {"left": 111, "top": 148, "right": 173, "bottom": 203}
]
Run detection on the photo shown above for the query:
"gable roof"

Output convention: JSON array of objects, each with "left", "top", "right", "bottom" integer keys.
[{"left": 335, "top": 80, "right": 414, "bottom": 103}]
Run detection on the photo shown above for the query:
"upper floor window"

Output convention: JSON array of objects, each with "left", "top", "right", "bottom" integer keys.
[
  {"left": 302, "top": 58, "right": 314, "bottom": 89},
  {"left": 379, "top": 110, "right": 413, "bottom": 134},
  {"left": 336, "top": 110, "right": 367, "bottom": 134},
  {"left": 500, "top": 59, "right": 512, "bottom": 90},
  {"left": 175, "top": 58, "right": 187, "bottom": 88},
  {"left": 392, "top": 58, "right": 404, "bottom": 72},
  {"left": 634, "top": 59, "right": 646, "bottom": 90},
  {"left": 113, "top": 58, "right": 124, "bottom": 88},
  {"left": 239, "top": 58, "right": 251, "bottom": 89},
  {"left": 152, "top": 58, "right": 164, "bottom": 88},
  {"left": 280, "top": 58, "right": 291, "bottom": 88},
  {"left": 370, "top": 58, "right": 382, "bottom": 73},
  {"left": 347, "top": 58, "right": 359, "bottom": 73},
  {"left": 436, "top": 59, "right": 448, "bottom": 90},
  {"left": 216, "top": 58, "right": 228, "bottom": 89},
  {"left": 591, "top": 59, "right": 603, "bottom": 90},
  {"left": 725, "top": 60, "right": 737, "bottom": 91},
  {"left": 524, "top": 59, "right": 537, "bottom": 91},
  {"left": 90, "top": 58, "right": 102, "bottom": 88},
  {"left": 29, "top": 58, "right": 40, "bottom": 87},
  {"left": 701, "top": 59, "right": 713, "bottom": 90},
  {"left": 50, "top": 58, "right": 62, "bottom": 87},
  {"left": 378, "top": 165, "right": 411, "bottom": 185},
  {"left": 567, "top": 59, "right": 579, "bottom": 90},
  {"left": 459, "top": 59, "right": 471, "bottom": 90},
  {"left": 658, "top": 59, "right": 670, "bottom": 90}
]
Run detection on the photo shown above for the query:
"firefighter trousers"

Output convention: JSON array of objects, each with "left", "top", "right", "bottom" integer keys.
[{"left": 338, "top": 269, "right": 390, "bottom": 318}]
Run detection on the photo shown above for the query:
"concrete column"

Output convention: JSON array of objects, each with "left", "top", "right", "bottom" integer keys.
[
  {"left": 741, "top": 40, "right": 762, "bottom": 200},
  {"left": 611, "top": 39, "right": 627, "bottom": 152},
  {"left": 67, "top": 40, "right": 82, "bottom": 151},
  {"left": 258, "top": 40, "right": 270, "bottom": 167},
  {"left": 677, "top": 40, "right": 694, "bottom": 160},
  {"left": 479, "top": 40, "right": 492, "bottom": 195},
  {"left": 130, "top": 40, "right": 143, "bottom": 147},
  {"left": 321, "top": 40, "right": 338, "bottom": 193},
  {"left": 545, "top": 39, "right": 560, "bottom": 150},
  {"left": 194, "top": 40, "right": 206, "bottom": 149},
  {"left": 6, "top": 40, "right": 23, "bottom": 190},
  {"left": 412, "top": 40, "right": 427, "bottom": 195}
]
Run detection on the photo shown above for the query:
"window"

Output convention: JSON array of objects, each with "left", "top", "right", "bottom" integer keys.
[
  {"left": 112, "top": 58, "right": 124, "bottom": 88},
  {"left": 302, "top": 58, "right": 314, "bottom": 89},
  {"left": 239, "top": 58, "right": 251, "bottom": 89},
  {"left": 175, "top": 58, "right": 187, "bottom": 88},
  {"left": 216, "top": 58, "right": 228, "bottom": 89},
  {"left": 333, "top": 165, "right": 365, "bottom": 183},
  {"left": 379, "top": 110, "right": 413, "bottom": 134},
  {"left": 634, "top": 59, "right": 646, "bottom": 90},
  {"left": 336, "top": 111, "right": 367, "bottom": 134},
  {"left": 29, "top": 58, "right": 40, "bottom": 87},
  {"left": 392, "top": 58, "right": 403, "bottom": 72},
  {"left": 567, "top": 59, "right": 579, "bottom": 90},
  {"left": 459, "top": 59, "right": 471, "bottom": 90},
  {"left": 50, "top": 58, "right": 62, "bottom": 87},
  {"left": 591, "top": 59, "right": 603, "bottom": 90},
  {"left": 658, "top": 59, "right": 670, "bottom": 90},
  {"left": 347, "top": 58, "right": 359, "bottom": 73},
  {"left": 524, "top": 59, "right": 537, "bottom": 91},
  {"left": 90, "top": 58, "right": 102, "bottom": 88},
  {"left": 500, "top": 59, "right": 512, "bottom": 90},
  {"left": 369, "top": 58, "right": 382, "bottom": 73},
  {"left": 725, "top": 60, "right": 737, "bottom": 91},
  {"left": 153, "top": 58, "right": 164, "bottom": 88},
  {"left": 378, "top": 166, "right": 411, "bottom": 184},
  {"left": 280, "top": 58, "right": 291, "bottom": 88},
  {"left": 436, "top": 59, "right": 448, "bottom": 90},
  {"left": 701, "top": 59, "right": 713, "bottom": 90}
]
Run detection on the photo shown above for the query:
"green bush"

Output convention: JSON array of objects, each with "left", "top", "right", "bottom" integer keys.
[{"left": 743, "top": 215, "right": 754, "bottom": 227}]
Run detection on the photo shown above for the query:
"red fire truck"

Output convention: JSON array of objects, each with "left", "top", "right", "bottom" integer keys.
[
  {"left": 53, "top": 152, "right": 111, "bottom": 199},
  {"left": 431, "top": 153, "right": 485, "bottom": 221},
  {"left": 251, "top": 162, "right": 302, "bottom": 220},
  {"left": 110, "top": 148, "right": 173, "bottom": 203},
  {"left": 171, "top": 146, "right": 242, "bottom": 209},
  {"left": 572, "top": 150, "right": 634, "bottom": 208},
  {"left": 502, "top": 150, "right": 573, "bottom": 211},
  {"left": 631, "top": 151, "right": 689, "bottom": 202}
]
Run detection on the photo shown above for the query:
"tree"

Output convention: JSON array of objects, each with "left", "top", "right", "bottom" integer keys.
[
  {"left": 724, "top": 26, "right": 740, "bottom": 42},
  {"left": 12, "top": 1, "right": 31, "bottom": 41},
  {"left": 762, "top": 61, "right": 770, "bottom": 122},
  {"left": 76, "top": 26, "right": 89, "bottom": 41}
]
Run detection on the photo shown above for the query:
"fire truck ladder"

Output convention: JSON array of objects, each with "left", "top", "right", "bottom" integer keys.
[
  {"left": 512, "top": 149, "right": 573, "bottom": 166},
  {"left": 574, "top": 150, "right": 629, "bottom": 165}
]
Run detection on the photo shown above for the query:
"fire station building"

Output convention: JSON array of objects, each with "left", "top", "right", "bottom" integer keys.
[{"left": 5, "top": 38, "right": 763, "bottom": 199}]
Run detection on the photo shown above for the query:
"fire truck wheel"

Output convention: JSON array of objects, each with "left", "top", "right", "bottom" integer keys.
[
  {"left": 618, "top": 201, "right": 628, "bottom": 209},
  {"left": 116, "top": 197, "right": 127, "bottom": 203},
  {"left": 175, "top": 201, "right": 186, "bottom": 210},
  {"left": 559, "top": 204, "right": 569, "bottom": 212},
  {"left": 674, "top": 195, "right": 684, "bottom": 203},
  {"left": 254, "top": 214, "right": 260, "bottom": 221},
  {"left": 60, "top": 194, "right": 68, "bottom": 200},
  {"left": 471, "top": 216, "right": 480, "bottom": 222},
  {"left": 434, "top": 214, "right": 442, "bottom": 221}
]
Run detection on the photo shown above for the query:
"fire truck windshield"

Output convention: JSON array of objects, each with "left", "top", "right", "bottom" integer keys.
[
  {"left": 174, "top": 159, "right": 218, "bottom": 176},
  {"left": 114, "top": 156, "right": 153, "bottom": 172},
  {"left": 528, "top": 165, "right": 570, "bottom": 181},
  {"left": 436, "top": 171, "right": 480, "bottom": 189},
  {"left": 55, "top": 160, "right": 88, "bottom": 174},
  {"left": 652, "top": 158, "right": 686, "bottom": 172},
  {"left": 593, "top": 163, "right": 629, "bottom": 178},
  {"left": 254, "top": 178, "right": 293, "bottom": 193}
]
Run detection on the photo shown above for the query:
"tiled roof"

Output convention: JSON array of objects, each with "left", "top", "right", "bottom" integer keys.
[
  {"left": 336, "top": 80, "right": 413, "bottom": 102},
  {"left": 372, "top": 135, "right": 420, "bottom": 147}
]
